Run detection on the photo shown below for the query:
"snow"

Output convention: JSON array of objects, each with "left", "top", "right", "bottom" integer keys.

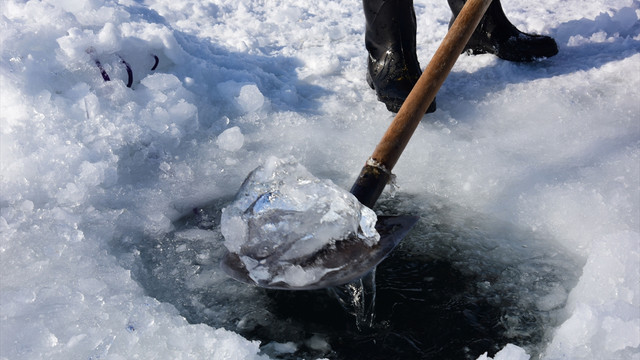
[
  {"left": 1, "top": 0, "right": 639, "bottom": 359},
  {"left": 217, "top": 81, "right": 266, "bottom": 114},
  {"left": 477, "top": 343, "right": 531, "bottom": 360},
  {"left": 216, "top": 126, "right": 245, "bottom": 152}
]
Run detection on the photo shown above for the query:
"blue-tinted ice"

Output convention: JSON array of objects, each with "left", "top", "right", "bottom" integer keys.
[{"left": 220, "top": 157, "right": 381, "bottom": 288}]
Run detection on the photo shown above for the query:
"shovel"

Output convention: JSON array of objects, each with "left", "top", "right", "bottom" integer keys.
[{"left": 222, "top": 0, "right": 494, "bottom": 290}]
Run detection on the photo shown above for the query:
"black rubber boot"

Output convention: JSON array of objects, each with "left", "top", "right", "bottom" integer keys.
[
  {"left": 448, "top": 0, "right": 558, "bottom": 62},
  {"left": 364, "top": 0, "right": 436, "bottom": 113}
]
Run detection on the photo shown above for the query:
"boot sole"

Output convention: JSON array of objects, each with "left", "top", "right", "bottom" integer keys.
[{"left": 367, "top": 73, "right": 435, "bottom": 114}]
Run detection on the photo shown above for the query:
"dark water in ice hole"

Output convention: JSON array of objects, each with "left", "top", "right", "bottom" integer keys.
[{"left": 118, "top": 194, "right": 581, "bottom": 360}]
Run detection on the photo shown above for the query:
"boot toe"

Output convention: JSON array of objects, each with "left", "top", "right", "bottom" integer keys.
[
  {"left": 497, "top": 34, "right": 558, "bottom": 62},
  {"left": 465, "top": 33, "right": 558, "bottom": 62},
  {"left": 375, "top": 87, "right": 437, "bottom": 114},
  {"left": 366, "top": 51, "right": 436, "bottom": 114}
]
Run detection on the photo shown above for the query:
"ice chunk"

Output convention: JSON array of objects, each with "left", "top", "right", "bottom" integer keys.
[
  {"left": 216, "top": 81, "right": 265, "bottom": 114},
  {"left": 220, "top": 156, "right": 379, "bottom": 287},
  {"left": 217, "top": 126, "right": 245, "bottom": 152},
  {"left": 236, "top": 84, "right": 264, "bottom": 113},
  {"left": 476, "top": 344, "right": 530, "bottom": 360},
  {"left": 141, "top": 73, "right": 182, "bottom": 92},
  {"left": 261, "top": 341, "right": 298, "bottom": 356},
  {"left": 305, "top": 334, "right": 331, "bottom": 352}
]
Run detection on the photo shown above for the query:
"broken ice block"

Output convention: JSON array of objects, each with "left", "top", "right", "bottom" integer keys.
[{"left": 220, "top": 156, "right": 379, "bottom": 287}]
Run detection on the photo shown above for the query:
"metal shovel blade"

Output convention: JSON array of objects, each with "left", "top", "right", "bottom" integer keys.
[{"left": 221, "top": 215, "right": 419, "bottom": 290}]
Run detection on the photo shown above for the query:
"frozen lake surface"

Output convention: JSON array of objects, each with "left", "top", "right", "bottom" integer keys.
[{"left": 1, "top": 0, "right": 639, "bottom": 359}]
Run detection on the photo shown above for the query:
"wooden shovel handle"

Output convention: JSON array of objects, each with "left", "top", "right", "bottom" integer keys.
[
  {"left": 351, "top": 0, "right": 493, "bottom": 207},
  {"left": 372, "top": 0, "right": 493, "bottom": 168}
]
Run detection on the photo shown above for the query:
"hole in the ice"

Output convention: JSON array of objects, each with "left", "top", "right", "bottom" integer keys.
[{"left": 119, "top": 194, "right": 581, "bottom": 360}]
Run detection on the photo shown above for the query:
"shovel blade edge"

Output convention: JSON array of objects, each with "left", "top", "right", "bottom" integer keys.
[{"left": 221, "top": 215, "right": 419, "bottom": 290}]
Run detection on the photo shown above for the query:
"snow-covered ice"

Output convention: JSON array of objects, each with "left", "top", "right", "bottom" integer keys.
[
  {"left": 1, "top": 0, "right": 639, "bottom": 359},
  {"left": 217, "top": 81, "right": 266, "bottom": 114},
  {"left": 216, "top": 126, "right": 245, "bottom": 152},
  {"left": 477, "top": 343, "right": 531, "bottom": 360},
  {"left": 220, "top": 156, "right": 379, "bottom": 287}
]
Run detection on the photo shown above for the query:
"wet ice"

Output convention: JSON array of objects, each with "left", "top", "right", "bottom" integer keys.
[
  {"left": 220, "top": 156, "right": 379, "bottom": 287},
  {"left": 2, "top": 0, "right": 639, "bottom": 358}
]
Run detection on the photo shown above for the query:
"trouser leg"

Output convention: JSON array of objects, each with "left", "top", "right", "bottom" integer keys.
[{"left": 364, "top": 0, "right": 436, "bottom": 113}]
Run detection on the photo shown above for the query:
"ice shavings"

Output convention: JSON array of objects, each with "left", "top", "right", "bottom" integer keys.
[{"left": 220, "top": 156, "right": 379, "bottom": 287}]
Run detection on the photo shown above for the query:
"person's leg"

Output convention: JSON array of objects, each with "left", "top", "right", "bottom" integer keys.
[
  {"left": 364, "top": 0, "right": 436, "bottom": 113},
  {"left": 447, "top": 0, "right": 558, "bottom": 62},
  {"left": 364, "top": 0, "right": 558, "bottom": 112}
]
